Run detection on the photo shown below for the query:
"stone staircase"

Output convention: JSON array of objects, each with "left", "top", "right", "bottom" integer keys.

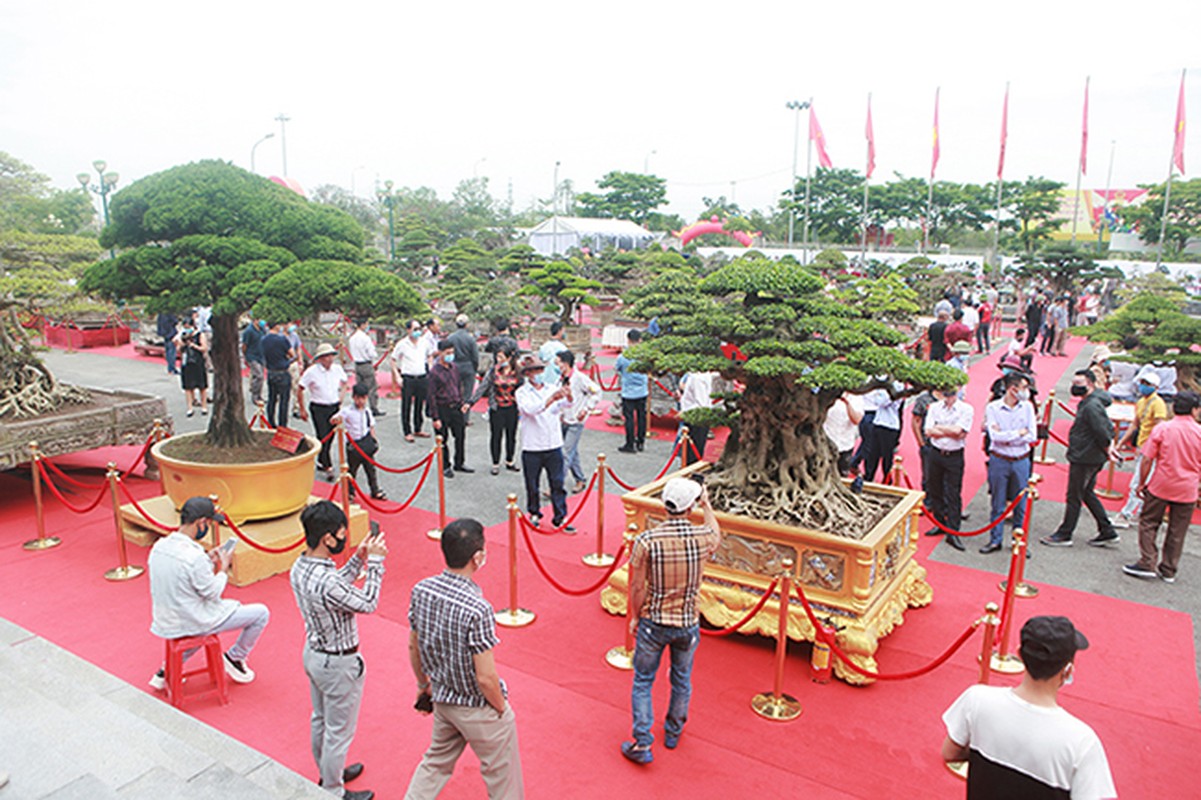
[{"left": 0, "top": 618, "right": 327, "bottom": 800}]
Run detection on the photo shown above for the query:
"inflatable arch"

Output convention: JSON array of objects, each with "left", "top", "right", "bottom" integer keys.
[{"left": 674, "top": 216, "right": 760, "bottom": 247}]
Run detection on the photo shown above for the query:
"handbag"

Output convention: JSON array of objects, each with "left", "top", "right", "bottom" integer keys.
[{"left": 355, "top": 434, "right": 378, "bottom": 457}]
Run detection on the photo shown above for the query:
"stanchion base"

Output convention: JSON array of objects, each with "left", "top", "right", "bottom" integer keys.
[
  {"left": 23, "top": 536, "right": 62, "bottom": 551},
  {"left": 998, "top": 580, "right": 1040, "bottom": 599},
  {"left": 989, "top": 652, "right": 1025, "bottom": 674},
  {"left": 104, "top": 565, "right": 145, "bottom": 582},
  {"left": 1033, "top": 457, "right": 1055, "bottom": 465},
  {"left": 495, "top": 608, "right": 536, "bottom": 628},
  {"left": 582, "top": 552, "right": 616, "bottom": 568},
  {"left": 605, "top": 646, "right": 633, "bottom": 670},
  {"left": 426, "top": 528, "right": 442, "bottom": 541},
  {"left": 1094, "top": 490, "right": 1123, "bottom": 500},
  {"left": 946, "top": 760, "right": 969, "bottom": 780},
  {"left": 751, "top": 692, "right": 803, "bottom": 721}
]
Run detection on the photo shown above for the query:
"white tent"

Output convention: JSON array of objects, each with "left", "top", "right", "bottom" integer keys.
[{"left": 527, "top": 216, "right": 658, "bottom": 256}]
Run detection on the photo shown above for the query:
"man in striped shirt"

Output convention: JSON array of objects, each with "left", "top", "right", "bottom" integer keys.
[
  {"left": 406, "top": 518, "right": 523, "bottom": 799},
  {"left": 290, "top": 501, "right": 386, "bottom": 800},
  {"left": 621, "top": 478, "right": 721, "bottom": 765}
]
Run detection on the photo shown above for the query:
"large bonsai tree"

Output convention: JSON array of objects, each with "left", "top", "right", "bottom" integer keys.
[
  {"left": 80, "top": 160, "right": 422, "bottom": 448},
  {"left": 626, "top": 255, "right": 963, "bottom": 537},
  {"left": 1078, "top": 294, "right": 1201, "bottom": 392}
]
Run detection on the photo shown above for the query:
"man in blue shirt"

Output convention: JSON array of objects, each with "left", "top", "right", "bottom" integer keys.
[
  {"left": 260, "top": 321, "right": 295, "bottom": 429},
  {"left": 156, "top": 312, "right": 178, "bottom": 375},
  {"left": 616, "top": 329, "right": 649, "bottom": 454}
]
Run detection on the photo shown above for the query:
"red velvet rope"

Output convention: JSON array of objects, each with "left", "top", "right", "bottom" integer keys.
[
  {"left": 40, "top": 431, "right": 155, "bottom": 487},
  {"left": 348, "top": 438, "right": 435, "bottom": 474},
  {"left": 687, "top": 436, "right": 703, "bottom": 462},
  {"left": 587, "top": 364, "right": 620, "bottom": 392},
  {"left": 115, "top": 478, "right": 180, "bottom": 531},
  {"left": 373, "top": 349, "right": 390, "bottom": 369},
  {"left": 37, "top": 461, "right": 108, "bottom": 514},
  {"left": 1055, "top": 400, "right": 1077, "bottom": 418},
  {"left": 517, "top": 470, "right": 598, "bottom": 535},
  {"left": 791, "top": 583, "right": 980, "bottom": 680},
  {"left": 517, "top": 518, "right": 627, "bottom": 596},
  {"left": 651, "top": 377, "right": 679, "bottom": 399},
  {"left": 346, "top": 455, "right": 433, "bottom": 514},
  {"left": 921, "top": 489, "right": 1029, "bottom": 537},
  {"left": 700, "top": 577, "right": 781, "bottom": 637},
  {"left": 605, "top": 437, "right": 686, "bottom": 492},
  {"left": 319, "top": 427, "right": 337, "bottom": 444},
  {"left": 1048, "top": 429, "right": 1070, "bottom": 447},
  {"left": 327, "top": 479, "right": 341, "bottom": 500},
  {"left": 221, "top": 512, "right": 305, "bottom": 553}
]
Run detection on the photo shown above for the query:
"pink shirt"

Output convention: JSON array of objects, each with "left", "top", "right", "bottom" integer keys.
[{"left": 1142, "top": 415, "right": 1201, "bottom": 503}]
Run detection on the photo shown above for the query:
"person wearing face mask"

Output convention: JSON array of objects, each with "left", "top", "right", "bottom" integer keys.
[
  {"left": 515, "top": 354, "right": 572, "bottom": 530},
  {"left": 392, "top": 319, "right": 434, "bottom": 443},
  {"left": 1041, "top": 370, "right": 1119, "bottom": 548},
  {"left": 924, "top": 386, "right": 974, "bottom": 552},
  {"left": 147, "top": 497, "right": 270, "bottom": 691},
  {"left": 1112, "top": 372, "right": 1167, "bottom": 529},
  {"left": 406, "top": 518, "right": 524, "bottom": 799},
  {"left": 428, "top": 340, "right": 473, "bottom": 477},
  {"left": 941, "top": 616, "right": 1115, "bottom": 799},
  {"left": 981, "top": 373, "right": 1038, "bottom": 554},
  {"left": 292, "top": 500, "right": 387, "bottom": 800}
]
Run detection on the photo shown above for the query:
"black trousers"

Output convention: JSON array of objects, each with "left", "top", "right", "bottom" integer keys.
[
  {"left": 309, "top": 402, "right": 339, "bottom": 470},
  {"left": 682, "top": 423, "right": 710, "bottom": 465},
  {"left": 347, "top": 443, "right": 381, "bottom": 495},
  {"left": 435, "top": 404, "right": 467, "bottom": 469},
  {"left": 925, "top": 448, "right": 965, "bottom": 530},
  {"left": 401, "top": 374, "right": 427, "bottom": 436},
  {"left": 623, "top": 397, "right": 647, "bottom": 447},
  {"left": 1053, "top": 461, "right": 1114, "bottom": 540},
  {"left": 489, "top": 405, "right": 518, "bottom": 465},
  {"left": 266, "top": 370, "right": 291, "bottom": 429},
  {"left": 522, "top": 448, "right": 567, "bottom": 523},
  {"left": 849, "top": 410, "right": 876, "bottom": 470},
  {"left": 863, "top": 425, "right": 900, "bottom": 483}
]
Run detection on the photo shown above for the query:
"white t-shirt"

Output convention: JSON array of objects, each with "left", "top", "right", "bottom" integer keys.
[
  {"left": 962, "top": 306, "right": 980, "bottom": 331},
  {"left": 823, "top": 393, "right": 863, "bottom": 453},
  {"left": 943, "top": 684, "right": 1116, "bottom": 800},
  {"left": 300, "top": 362, "right": 348, "bottom": 405}
]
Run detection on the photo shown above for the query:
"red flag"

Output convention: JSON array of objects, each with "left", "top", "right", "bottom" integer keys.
[
  {"left": 931, "top": 88, "right": 940, "bottom": 180},
  {"left": 1080, "top": 77, "right": 1089, "bottom": 176},
  {"left": 865, "top": 94, "right": 876, "bottom": 179},
  {"left": 810, "top": 106, "right": 833, "bottom": 169},
  {"left": 1173, "top": 69, "right": 1186, "bottom": 175},
  {"left": 997, "top": 84, "right": 1009, "bottom": 180}
]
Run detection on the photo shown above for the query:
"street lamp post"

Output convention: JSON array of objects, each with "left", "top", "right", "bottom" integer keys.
[
  {"left": 250, "top": 133, "right": 275, "bottom": 173},
  {"left": 376, "top": 180, "right": 397, "bottom": 264},
  {"left": 643, "top": 149, "right": 657, "bottom": 174},
  {"left": 274, "top": 113, "right": 291, "bottom": 176},
  {"left": 785, "top": 100, "right": 810, "bottom": 250},
  {"left": 77, "top": 160, "right": 119, "bottom": 258}
]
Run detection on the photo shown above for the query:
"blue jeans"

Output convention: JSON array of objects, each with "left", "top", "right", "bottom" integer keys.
[
  {"left": 561, "top": 422, "right": 585, "bottom": 483},
  {"left": 987, "top": 455, "right": 1030, "bottom": 546},
  {"left": 164, "top": 338, "right": 178, "bottom": 374},
  {"left": 631, "top": 619, "right": 699, "bottom": 748}
]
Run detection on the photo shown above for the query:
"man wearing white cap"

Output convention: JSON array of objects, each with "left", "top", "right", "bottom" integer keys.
[
  {"left": 621, "top": 477, "right": 721, "bottom": 765},
  {"left": 297, "top": 343, "right": 350, "bottom": 479},
  {"left": 1113, "top": 371, "right": 1167, "bottom": 529}
]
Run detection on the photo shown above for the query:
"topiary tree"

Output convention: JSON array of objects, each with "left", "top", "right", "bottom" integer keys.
[
  {"left": 1077, "top": 294, "right": 1201, "bottom": 392},
  {"left": 518, "top": 257, "right": 603, "bottom": 326},
  {"left": 625, "top": 255, "right": 964, "bottom": 537}
]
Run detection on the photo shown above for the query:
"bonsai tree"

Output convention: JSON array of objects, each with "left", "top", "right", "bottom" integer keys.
[
  {"left": 518, "top": 257, "right": 602, "bottom": 326},
  {"left": 80, "top": 160, "right": 421, "bottom": 448},
  {"left": 1078, "top": 294, "right": 1201, "bottom": 392},
  {"left": 626, "top": 255, "right": 964, "bottom": 537},
  {"left": 1012, "top": 242, "right": 1118, "bottom": 297}
]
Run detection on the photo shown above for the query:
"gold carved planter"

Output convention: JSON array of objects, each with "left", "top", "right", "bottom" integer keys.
[
  {"left": 601, "top": 463, "right": 930, "bottom": 685},
  {"left": 151, "top": 433, "right": 320, "bottom": 523}
]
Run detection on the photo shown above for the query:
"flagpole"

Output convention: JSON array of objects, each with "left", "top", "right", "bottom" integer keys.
[
  {"left": 861, "top": 156, "right": 870, "bottom": 267},
  {"left": 993, "top": 82, "right": 1009, "bottom": 270},
  {"left": 1155, "top": 161, "right": 1175, "bottom": 269},
  {"left": 803, "top": 97, "right": 814, "bottom": 265},
  {"left": 926, "top": 87, "right": 939, "bottom": 255},
  {"left": 1096, "top": 140, "right": 1115, "bottom": 254},
  {"left": 1158, "top": 68, "right": 1187, "bottom": 269},
  {"left": 1072, "top": 77, "right": 1089, "bottom": 245},
  {"left": 861, "top": 92, "right": 872, "bottom": 268},
  {"left": 1071, "top": 167, "right": 1083, "bottom": 244}
]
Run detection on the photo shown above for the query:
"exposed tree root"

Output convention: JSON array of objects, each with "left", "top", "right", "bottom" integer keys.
[{"left": 1, "top": 310, "right": 91, "bottom": 419}]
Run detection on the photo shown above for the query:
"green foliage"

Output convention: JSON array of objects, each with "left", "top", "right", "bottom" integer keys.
[
  {"left": 0, "top": 231, "right": 103, "bottom": 309},
  {"left": 1115, "top": 271, "right": 1189, "bottom": 305},
  {"left": 834, "top": 273, "right": 920, "bottom": 322},
  {"left": 1013, "top": 242, "right": 1114, "bottom": 295},
  {"left": 253, "top": 260, "right": 424, "bottom": 325},
  {"left": 811, "top": 248, "right": 848, "bottom": 270},
  {"left": 1081, "top": 295, "right": 1201, "bottom": 375},
  {"left": 0, "top": 152, "right": 96, "bottom": 235},
  {"left": 1118, "top": 179, "right": 1201, "bottom": 255},
  {"left": 576, "top": 171, "right": 666, "bottom": 225},
  {"left": 998, "top": 176, "right": 1066, "bottom": 254},
  {"left": 518, "top": 258, "right": 603, "bottom": 325}
]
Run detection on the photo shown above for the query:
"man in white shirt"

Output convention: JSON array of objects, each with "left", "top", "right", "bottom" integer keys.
[
  {"left": 982, "top": 373, "right": 1038, "bottom": 554},
  {"left": 679, "top": 371, "right": 720, "bottom": 465},
  {"left": 334, "top": 383, "right": 385, "bottom": 501},
  {"left": 823, "top": 392, "right": 864, "bottom": 477},
  {"left": 516, "top": 355, "right": 572, "bottom": 531},
  {"left": 556, "top": 350, "right": 601, "bottom": 493},
  {"left": 391, "top": 319, "right": 434, "bottom": 442},
  {"left": 942, "top": 616, "right": 1116, "bottom": 800},
  {"left": 924, "top": 388, "right": 974, "bottom": 552},
  {"left": 147, "top": 497, "right": 269, "bottom": 691},
  {"left": 347, "top": 319, "right": 385, "bottom": 417},
  {"left": 297, "top": 343, "right": 349, "bottom": 478}
]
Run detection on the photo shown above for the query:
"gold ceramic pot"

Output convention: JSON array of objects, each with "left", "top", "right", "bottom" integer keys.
[{"left": 151, "top": 433, "right": 320, "bottom": 522}]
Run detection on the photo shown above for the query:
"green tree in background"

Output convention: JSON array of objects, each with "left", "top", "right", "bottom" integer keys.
[
  {"left": 1119, "top": 179, "right": 1201, "bottom": 256},
  {"left": 999, "top": 176, "right": 1065, "bottom": 254},
  {"left": 1080, "top": 294, "right": 1201, "bottom": 391},
  {"left": 518, "top": 258, "right": 602, "bottom": 326},
  {"left": 1013, "top": 242, "right": 1116, "bottom": 296},
  {"left": 0, "top": 152, "right": 96, "bottom": 235},
  {"left": 576, "top": 171, "right": 666, "bottom": 225}
]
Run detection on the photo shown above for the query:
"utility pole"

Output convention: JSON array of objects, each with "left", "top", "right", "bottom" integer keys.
[{"left": 274, "top": 113, "right": 291, "bottom": 176}]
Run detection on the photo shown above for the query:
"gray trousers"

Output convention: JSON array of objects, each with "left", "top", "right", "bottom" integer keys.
[
  {"left": 405, "top": 702, "right": 523, "bottom": 799},
  {"left": 303, "top": 646, "right": 365, "bottom": 796},
  {"left": 354, "top": 361, "right": 381, "bottom": 413},
  {"left": 247, "top": 360, "right": 265, "bottom": 404},
  {"left": 457, "top": 368, "right": 476, "bottom": 421}
]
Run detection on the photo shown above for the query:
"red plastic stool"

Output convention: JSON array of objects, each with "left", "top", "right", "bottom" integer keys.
[{"left": 164, "top": 634, "right": 228, "bottom": 708}]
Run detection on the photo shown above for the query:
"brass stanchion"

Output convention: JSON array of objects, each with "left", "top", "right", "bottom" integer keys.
[
  {"left": 23, "top": 442, "right": 62, "bottom": 551},
  {"left": 751, "top": 559, "right": 803, "bottom": 721},
  {"left": 678, "top": 426, "right": 690, "bottom": 470},
  {"left": 605, "top": 524, "right": 639, "bottom": 669},
  {"left": 977, "top": 601, "right": 1000, "bottom": 685},
  {"left": 496, "top": 494, "right": 535, "bottom": 627},
  {"left": 104, "top": 463, "right": 144, "bottom": 581},
  {"left": 209, "top": 494, "right": 222, "bottom": 548},
  {"left": 254, "top": 400, "right": 268, "bottom": 430},
  {"left": 1095, "top": 428, "right": 1124, "bottom": 500},
  {"left": 998, "top": 527, "right": 1039, "bottom": 598},
  {"left": 990, "top": 536, "right": 1025, "bottom": 675},
  {"left": 427, "top": 435, "right": 447, "bottom": 540},
  {"left": 335, "top": 422, "right": 353, "bottom": 522},
  {"left": 891, "top": 455, "right": 904, "bottom": 488},
  {"left": 1034, "top": 390, "right": 1056, "bottom": 464},
  {"left": 583, "top": 456, "right": 613, "bottom": 567}
]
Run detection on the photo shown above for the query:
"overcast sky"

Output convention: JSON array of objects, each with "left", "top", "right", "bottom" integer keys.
[{"left": 2, "top": 0, "right": 1198, "bottom": 223}]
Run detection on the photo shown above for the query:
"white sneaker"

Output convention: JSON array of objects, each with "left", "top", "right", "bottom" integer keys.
[
  {"left": 148, "top": 669, "right": 166, "bottom": 691},
  {"left": 223, "top": 653, "right": 255, "bottom": 684},
  {"left": 1112, "top": 513, "right": 1132, "bottom": 530}
]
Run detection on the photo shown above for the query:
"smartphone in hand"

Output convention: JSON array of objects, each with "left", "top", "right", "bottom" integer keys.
[
  {"left": 219, "top": 536, "right": 238, "bottom": 557},
  {"left": 369, "top": 521, "right": 381, "bottom": 539}
]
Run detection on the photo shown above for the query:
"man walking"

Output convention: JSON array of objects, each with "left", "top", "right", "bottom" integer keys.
[
  {"left": 297, "top": 343, "right": 349, "bottom": 481},
  {"left": 392, "top": 319, "right": 434, "bottom": 443},
  {"left": 621, "top": 478, "right": 721, "bottom": 764},
  {"left": 261, "top": 321, "right": 294, "bottom": 429},
  {"left": 157, "top": 312, "right": 178, "bottom": 375},
  {"left": 515, "top": 355, "right": 571, "bottom": 530},
  {"left": 447, "top": 314, "right": 480, "bottom": 423},
  {"left": 241, "top": 317, "right": 266, "bottom": 405},
  {"left": 927, "top": 310, "right": 950, "bottom": 363},
  {"left": 405, "top": 518, "right": 524, "bottom": 799},
  {"left": 924, "top": 388, "right": 973, "bottom": 552},
  {"left": 556, "top": 350, "right": 601, "bottom": 493},
  {"left": 147, "top": 497, "right": 269, "bottom": 690},
  {"left": 1049, "top": 297, "right": 1071, "bottom": 357},
  {"left": 1112, "top": 372, "right": 1168, "bottom": 529},
  {"left": 1041, "top": 370, "right": 1119, "bottom": 548},
  {"left": 428, "top": 340, "right": 472, "bottom": 478},
  {"left": 981, "top": 373, "right": 1037, "bottom": 554},
  {"left": 615, "top": 330, "right": 649, "bottom": 453},
  {"left": 347, "top": 319, "right": 385, "bottom": 417},
  {"left": 290, "top": 501, "right": 386, "bottom": 800},
  {"left": 1122, "top": 392, "right": 1201, "bottom": 584},
  {"left": 941, "top": 616, "right": 1115, "bottom": 799}
]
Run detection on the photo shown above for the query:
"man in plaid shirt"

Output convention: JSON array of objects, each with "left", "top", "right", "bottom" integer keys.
[
  {"left": 406, "top": 518, "right": 523, "bottom": 799},
  {"left": 621, "top": 478, "right": 721, "bottom": 765}
]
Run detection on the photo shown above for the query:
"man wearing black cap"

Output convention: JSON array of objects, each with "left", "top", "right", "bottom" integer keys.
[
  {"left": 941, "top": 616, "right": 1115, "bottom": 799},
  {"left": 147, "top": 497, "right": 270, "bottom": 691}
]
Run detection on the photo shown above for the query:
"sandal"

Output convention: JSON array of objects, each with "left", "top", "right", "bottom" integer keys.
[
  {"left": 491, "top": 465, "right": 500, "bottom": 475},
  {"left": 505, "top": 463, "right": 520, "bottom": 473}
]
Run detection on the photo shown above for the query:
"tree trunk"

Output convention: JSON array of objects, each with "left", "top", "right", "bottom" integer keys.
[
  {"left": 709, "top": 376, "right": 889, "bottom": 538},
  {"left": 205, "top": 314, "right": 253, "bottom": 448}
]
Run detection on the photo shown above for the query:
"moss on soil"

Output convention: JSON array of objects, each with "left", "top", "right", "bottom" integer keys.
[{"left": 159, "top": 430, "right": 313, "bottom": 464}]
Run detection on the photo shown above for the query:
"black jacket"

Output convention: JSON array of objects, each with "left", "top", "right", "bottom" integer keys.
[{"left": 1067, "top": 390, "right": 1113, "bottom": 464}]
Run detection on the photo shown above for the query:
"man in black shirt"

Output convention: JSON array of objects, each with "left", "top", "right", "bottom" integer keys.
[
  {"left": 928, "top": 311, "right": 950, "bottom": 363},
  {"left": 261, "top": 322, "right": 294, "bottom": 429}
]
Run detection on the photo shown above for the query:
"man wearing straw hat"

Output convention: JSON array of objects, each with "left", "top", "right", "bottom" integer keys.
[
  {"left": 297, "top": 343, "right": 350, "bottom": 481},
  {"left": 621, "top": 477, "right": 720, "bottom": 765}
]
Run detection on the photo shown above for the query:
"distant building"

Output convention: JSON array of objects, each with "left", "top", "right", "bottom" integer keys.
[{"left": 526, "top": 216, "right": 659, "bottom": 256}]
